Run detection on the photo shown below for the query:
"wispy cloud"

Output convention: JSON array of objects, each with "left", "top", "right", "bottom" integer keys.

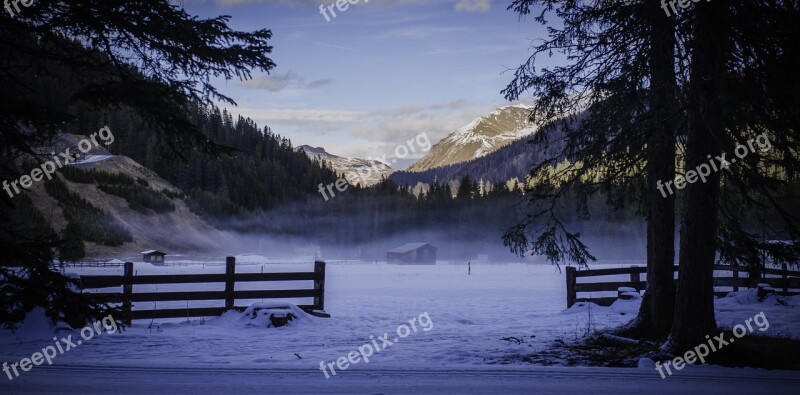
[
  {"left": 305, "top": 79, "right": 334, "bottom": 89},
  {"left": 376, "top": 26, "right": 467, "bottom": 39},
  {"left": 238, "top": 107, "right": 365, "bottom": 124},
  {"left": 238, "top": 72, "right": 333, "bottom": 92},
  {"left": 305, "top": 40, "right": 360, "bottom": 52},
  {"left": 369, "top": 99, "right": 470, "bottom": 117},
  {"left": 228, "top": 100, "right": 502, "bottom": 158}
]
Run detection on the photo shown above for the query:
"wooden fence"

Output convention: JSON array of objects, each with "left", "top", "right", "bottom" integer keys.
[
  {"left": 62, "top": 260, "right": 297, "bottom": 268},
  {"left": 566, "top": 263, "right": 800, "bottom": 308},
  {"left": 59, "top": 260, "right": 125, "bottom": 268},
  {"left": 78, "top": 257, "right": 327, "bottom": 324}
]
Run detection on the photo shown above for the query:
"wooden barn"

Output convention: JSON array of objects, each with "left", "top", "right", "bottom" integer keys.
[
  {"left": 142, "top": 250, "right": 167, "bottom": 264},
  {"left": 387, "top": 243, "right": 437, "bottom": 265}
]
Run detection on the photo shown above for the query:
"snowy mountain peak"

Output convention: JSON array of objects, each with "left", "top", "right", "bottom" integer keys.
[
  {"left": 297, "top": 145, "right": 394, "bottom": 187},
  {"left": 407, "top": 104, "right": 536, "bottom": 172}
]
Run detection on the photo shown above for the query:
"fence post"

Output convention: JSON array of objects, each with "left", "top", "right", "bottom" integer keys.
[
  {"left": 733, "top": 267, "right": 739, "bottom": 292},
  {"left": 629, "top": 265, "right": 640, "bottom": 290},
  {"left": 225, "top": 256, "right": 235, "bottom": 310},
  {"left": 314, "top": 260, "right": 326, "bottom": 311},
  {"left": 123, "top": 262, "right": 133, "bottom": 325},
  {"left": 566, "top": 266, "right": 576, "bottom": 309},
  {"left": 782, "top": 262, "right": 789, "bottom": 294}
]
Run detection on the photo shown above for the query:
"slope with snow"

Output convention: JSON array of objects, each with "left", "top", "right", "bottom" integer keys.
[
  {"left": 407, "top": 104, "right": 536, "bottom": 172},
  {"left": 25, "top": 135, "right": 236, "bottom": 256}
]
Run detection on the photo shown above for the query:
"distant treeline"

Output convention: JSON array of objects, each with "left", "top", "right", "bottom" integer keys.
[{"left": 219, "top": 175, "right": 646, "bottom": 259}]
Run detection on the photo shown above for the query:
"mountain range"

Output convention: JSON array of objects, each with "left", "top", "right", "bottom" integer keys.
[{"left": 298, "top": 104, "right": 543, "bottom": 186}]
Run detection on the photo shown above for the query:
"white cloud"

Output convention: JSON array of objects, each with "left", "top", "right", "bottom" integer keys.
[
  {"left": 229, "top": 100, "right": 485, "bottom": 154},
  {"left": 454, "top": 0, "right": 491, "bottom": 13}
]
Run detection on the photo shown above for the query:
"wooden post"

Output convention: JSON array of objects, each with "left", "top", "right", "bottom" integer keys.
[
  {"left": 782, "top": 262, "right": 789, "bottom": 294},
  {"left": 733, "top": 267, "right": 739, "bottom": 292},
  {"left": 224, "top": 256, "right": 235, "bottom": 310},
  {"left": 629, "top": 265, "right": 640, "bottom": 290},
  {"left": 566, "top": 266, "right": 576, "bottom": 308},
  {"left": 123, "top": 262, "right": 133, "bottom": 325},
  {"left": 314, "top": 260, "right": 326, "bottom": 311}
]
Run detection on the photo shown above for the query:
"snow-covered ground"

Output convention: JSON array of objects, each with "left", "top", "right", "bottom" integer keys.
[{"left": 1, "top": 261, "right": 798, "bottom": 393}]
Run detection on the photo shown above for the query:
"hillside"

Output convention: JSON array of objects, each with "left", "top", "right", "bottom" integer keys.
[
  {"left": 25, "top": 134, "right": 236, "bottom": 257},
  {"left": 406, "top": 104, "right": 536, "bottom": 172}
]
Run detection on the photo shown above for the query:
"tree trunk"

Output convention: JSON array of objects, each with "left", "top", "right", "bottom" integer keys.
[
  {"left": 665, "top": 1, "right": 730, "bottom": 353},
  {"left": 628, "top": 0, "right": 677, "bottom": 340}
]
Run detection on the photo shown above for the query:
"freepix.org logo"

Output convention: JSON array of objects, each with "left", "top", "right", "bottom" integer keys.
[
  {"left": 319, "top": 312, "right": 434, "bottom": 378},
  {"left": 3, "top": 315, "right": 119, "bottom": 381},
  {"left": 4, "top": 0, "right": 34, "bottom": 18},
  {"left": 656, "top": 133, "right": 771, "bottom": 198},
  {"left": 317, "top": 131, "right": 431, "bottom": 201},
  {"left": 661, "top": 0, "right": 713, "bottom": 18},
  {"left": 319, "top": 0, "right": 368, "bottom": 22},
  {"left": 2, "top": 126, "right": 114, "bottom": 199}
]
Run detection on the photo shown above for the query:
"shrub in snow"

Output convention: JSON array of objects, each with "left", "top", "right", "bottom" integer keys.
[
  {"left": 757, "top": 283, "right": 777, "bottom": 301},
  {"left": 238, "top": 302, "right": 314, "bottom": 328},
  {"left": 620, "top": 291, "right": 642, "bottom": 300}
]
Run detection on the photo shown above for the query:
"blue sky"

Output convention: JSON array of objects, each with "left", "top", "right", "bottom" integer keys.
[{"left": 184, "top": 0, "right": 550, "bottom": 168}]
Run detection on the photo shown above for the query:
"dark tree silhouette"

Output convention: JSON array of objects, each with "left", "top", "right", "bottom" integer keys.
[
  {"left": 666, "top": 0, "right": 800, "bottom": 353},
  {"left": 502, "top": 0, "right": 680, "bottom": 339},
  {"left": 503, "top": 0, "right": 800, "bottom": 348},
  {"left": 0, "top": 0, "right": 275, "bottom": 329}
]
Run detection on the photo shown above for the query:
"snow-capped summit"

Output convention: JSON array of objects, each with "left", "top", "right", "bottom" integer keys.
[
  {"left": 407, "top": 104, "right": 536, "bottom": 172},
  {"left": 297, "top": 145, "right": 393, "bottom": 186}
]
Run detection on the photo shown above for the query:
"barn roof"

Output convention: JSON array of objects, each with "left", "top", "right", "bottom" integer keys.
[
  {"left": 141, "top": 250, "right": 166, "bottom": 255},
  {"left": 387, "top": 243, "right": 433, "bottom": 254}
]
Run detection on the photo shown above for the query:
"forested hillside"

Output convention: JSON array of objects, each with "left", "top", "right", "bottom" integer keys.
[{"left": 76, "top": 104, "right": 345, "bottom": 218}]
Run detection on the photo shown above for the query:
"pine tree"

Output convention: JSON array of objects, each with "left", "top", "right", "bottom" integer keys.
[{"left": 0, "top": 0, "right": 275, "bottom": 328}]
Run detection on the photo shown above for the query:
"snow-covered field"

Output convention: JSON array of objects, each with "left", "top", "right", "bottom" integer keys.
[{"left": 1, "top": 261, "right": 798, "bottom": 393}]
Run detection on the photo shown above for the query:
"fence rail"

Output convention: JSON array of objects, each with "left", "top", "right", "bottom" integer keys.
[
  {"left": 59, "top": 261, "right": 126, "bottom": 268},
  {"left": 78, "top": 257, "right": 327, "bottom": 324},
  {"left": 565, "top": 263, "right": 800, "bottom": 308},
  {"left": 61, "top": 260, "right": 314, "bottom": 268}
]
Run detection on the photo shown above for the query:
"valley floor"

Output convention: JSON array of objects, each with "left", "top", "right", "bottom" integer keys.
[{"left": 1, "top": 261, "right": 798, "bottom": 394}]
